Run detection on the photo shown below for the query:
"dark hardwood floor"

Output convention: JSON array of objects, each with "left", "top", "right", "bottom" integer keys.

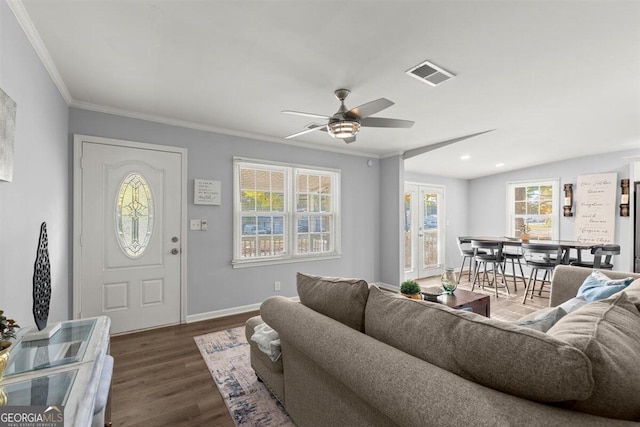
[
  {"left": 108, "top": 270, "right": 549, "bottom": 426},
  {"left": 109, "top": 311, "right": 258, "bottom": 427}
]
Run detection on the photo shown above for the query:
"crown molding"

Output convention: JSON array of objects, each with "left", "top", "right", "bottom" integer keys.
[
  {"left": 70, "top": 100, "right": 381, "bottom": 159},
  {"left": 9, "top": 0, "right": 382, "bottom": 160},
  {"left": 8, "top": 0, "right": 73, "bottom": 104}
]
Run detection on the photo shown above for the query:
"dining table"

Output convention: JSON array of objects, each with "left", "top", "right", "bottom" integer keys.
[{"left": 459, "top": 236, "right": 598, "bottom": 265}]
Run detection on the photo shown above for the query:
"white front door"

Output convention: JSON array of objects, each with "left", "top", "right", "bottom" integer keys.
[
  {"left": 74, "top": 135, "right": 186, "bottom": 334},
  {"left": 404, "top": 183, "right": 445, "bottom": 280}
]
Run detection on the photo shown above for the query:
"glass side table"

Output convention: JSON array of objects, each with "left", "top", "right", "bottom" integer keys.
[
  {"left": 0, "top": 316, "right": 111, "bottom": 427},
  {"left": 0, "top": 370, "right": 77, "bottom": 406},
  {"left": 4, "top": 318, "right": 96, "bottom": 378}
]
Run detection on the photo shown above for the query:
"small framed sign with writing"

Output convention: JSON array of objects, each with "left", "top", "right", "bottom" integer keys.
[{"left": 194, "top": 179, "right": 221, "bottom": 205}]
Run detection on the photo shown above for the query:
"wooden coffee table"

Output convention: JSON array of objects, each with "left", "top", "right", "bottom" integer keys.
[{"left": 429, "top": 288, "right": 490, "bottom": 317}]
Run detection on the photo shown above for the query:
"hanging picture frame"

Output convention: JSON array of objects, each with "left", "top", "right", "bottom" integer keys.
[{"left": 0, "top": 88, "right": 17, "bottom": 182}]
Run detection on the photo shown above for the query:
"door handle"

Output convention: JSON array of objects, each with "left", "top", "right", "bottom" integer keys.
[{"left": 171, "top": 248, "right": 180, "bottom": 255}]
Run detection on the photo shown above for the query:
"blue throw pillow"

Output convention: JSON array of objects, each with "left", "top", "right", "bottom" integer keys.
[
  {"left": 576, "top": 270, "right": 635, "bottom": 302},
  {"left": 558, "top": 295, "right": 589, "bottom": 313},
  {"left": 515, "top": 307, "right": 567, "bottom": 332}
]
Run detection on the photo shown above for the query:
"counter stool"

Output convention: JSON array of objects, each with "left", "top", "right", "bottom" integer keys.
[
  {"left": 571, "top": 244, "right": 620, "bottom": 270},
  {"left": 521, "top": 243, "right": 562, "bottom": 304},
  {"left": 457, "top": 236, "right": 486, "bottom": 283},
  {"left": 502, "top": 246, "right": 526, "bottom": 291},
  {"left": 470, "top": 240, "right": 509, "bottom": 297}
]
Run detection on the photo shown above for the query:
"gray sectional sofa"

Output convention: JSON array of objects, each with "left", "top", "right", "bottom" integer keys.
[{"left": 245, "top": 266, "right": 640, "bottom": 426}]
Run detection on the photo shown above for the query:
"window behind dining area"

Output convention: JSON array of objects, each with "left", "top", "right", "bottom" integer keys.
[{"left": 507, "top": 179, "right": 559, "bottom": 240}]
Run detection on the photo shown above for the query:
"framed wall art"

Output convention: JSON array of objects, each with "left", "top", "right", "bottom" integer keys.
[{"left": 0, "top": 88, "right": 17, "bottom": 182}]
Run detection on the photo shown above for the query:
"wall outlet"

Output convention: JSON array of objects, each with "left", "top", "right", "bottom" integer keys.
[
  {"left": 274, "top": 281, "right": 281, "bottom": 291},
  {"left": 190, "top": 219, "right": 201, "bottom": 230},
  {"left": 201, "top": 219, "right": 208, "bottom": 231}
]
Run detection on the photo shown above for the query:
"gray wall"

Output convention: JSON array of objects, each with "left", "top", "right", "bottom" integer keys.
[
  {"left": 69, "top": 108, "right": 381, "bottom": 316},
  {"left": 4, "top": 0, "right": 638, "bottom": 327},
  {"left": 468, "top": 149, "right": 640, "bottom": 272},
  {"left": 404, "top": 171, "right": 470, "bottom": 272},
  {"left": 379, "top": 155, "right": 404, "bottom": 286},
  {"left": 0, "top": 1, "right": 70, "bottom": 328}
]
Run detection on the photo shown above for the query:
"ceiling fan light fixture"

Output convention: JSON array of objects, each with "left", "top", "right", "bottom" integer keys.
[{"left": 328, "top": 120, "right": 360, "bottom": 139}]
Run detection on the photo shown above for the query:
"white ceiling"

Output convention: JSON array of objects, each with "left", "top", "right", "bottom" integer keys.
[{"left": 13, "top": 0, "right": 640, "bottom": 179}]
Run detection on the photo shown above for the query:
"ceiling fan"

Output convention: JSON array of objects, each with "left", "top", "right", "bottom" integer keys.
[{"left": 283, "top": 89, "right": 414, "bottom": 144}]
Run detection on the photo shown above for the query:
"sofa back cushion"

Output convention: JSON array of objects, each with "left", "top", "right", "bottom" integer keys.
[
  {"left": 547, "top": 292, "right": 640, "bottom": 420},
  {"left": 364, "top": 286, "right": 593, "bottom": 402},
  {"left": 621, "top": 278, "right": 640, "bottom": 308},
  {"left": 297, "top": 273, "right": 369, "bottom": 331}
]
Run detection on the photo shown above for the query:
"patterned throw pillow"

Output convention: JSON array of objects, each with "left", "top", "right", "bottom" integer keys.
[
  {"left": 515, "top": 307, "right": 567, "bottom": 332},
  {"left": 576, "top": 270, "right": 635, "bottom": 302}
]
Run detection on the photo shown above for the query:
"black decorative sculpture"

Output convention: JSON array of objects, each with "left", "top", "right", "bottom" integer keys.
[{"left": 32, "top": 222, "right": 51, "bottom": 331}]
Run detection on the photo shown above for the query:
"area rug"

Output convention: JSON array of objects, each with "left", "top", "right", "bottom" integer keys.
[{"left": 194, "top": 327, "right": 294, "bottom": 426}]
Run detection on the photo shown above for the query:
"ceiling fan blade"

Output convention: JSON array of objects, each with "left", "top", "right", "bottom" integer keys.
[
  {"left": 360, "top": 117, "right": 414, "bottom": 128},
  {"left": 282, "top": 110, "right": 331, "bottom": 120},
  {"left": 343, "top": 136, "right": 357, "bottom": 144},
  {"left": 346, "top": 98, "right": 394, "bottom": 119},
  {"left": 284, "top": 125, "right": 328, "bottom": 139},
  {"left": 402, "top": 130, "right": 496, "bottom": 159}
]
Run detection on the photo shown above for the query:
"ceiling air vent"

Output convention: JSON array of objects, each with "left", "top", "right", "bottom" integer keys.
[{"left": 405, "top": 60, "right": 455, "bottom": 87}]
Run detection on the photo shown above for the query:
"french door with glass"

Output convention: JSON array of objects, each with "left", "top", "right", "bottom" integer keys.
[{"left": 404, "top": 183, "right": 445, "bottom": 280}]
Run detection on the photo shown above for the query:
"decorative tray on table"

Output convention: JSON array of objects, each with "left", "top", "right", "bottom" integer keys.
[{"left": 421, "top": 286, "right": 443, "bottom": 302}]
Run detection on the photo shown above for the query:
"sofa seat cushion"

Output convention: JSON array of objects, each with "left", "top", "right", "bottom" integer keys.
[
  {"left": 547, "top": 292, "right": 640, "bottom": 420},
  {"left": 364, "top": 286, "right": 593, "bottom": 403},
  {"left": 297, "top": 272, "right": 369, "bottom": 331}
]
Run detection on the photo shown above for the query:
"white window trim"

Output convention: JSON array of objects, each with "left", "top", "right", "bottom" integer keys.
[
  {"left": 505, "top": 178, "right": 560, "bottom": 239},
  {"left": 232, "top": 157, "right": 341, "bottom": 268}
]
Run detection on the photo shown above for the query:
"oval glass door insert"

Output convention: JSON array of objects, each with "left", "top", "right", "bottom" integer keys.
[{"left": 116, "top": 172, "right": 154, "bottom": 257}]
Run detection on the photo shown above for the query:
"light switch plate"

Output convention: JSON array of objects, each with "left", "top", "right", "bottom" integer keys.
[
  {"left": 201, "top": 220, "right": 208, "bottom": 231},
  {"left": 190, "top": 219, "right": 201, "bottom": 230}
]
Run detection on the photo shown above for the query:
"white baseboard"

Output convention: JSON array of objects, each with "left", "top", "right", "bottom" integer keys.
[{"left": 186, "top": 296, "right": 300, "bottom": 323}]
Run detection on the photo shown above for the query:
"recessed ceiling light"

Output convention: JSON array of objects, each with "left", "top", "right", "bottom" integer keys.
[
  {"left": 460, "top": 155, "right": 471, "bottom": 160},
  {"left": 496, "top": 163, "right": 505, "bottom": 168}
]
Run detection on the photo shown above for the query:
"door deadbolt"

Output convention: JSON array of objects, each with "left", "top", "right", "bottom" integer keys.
[{"left": 172, "top": 236, "right": 179, "bottom": 242}]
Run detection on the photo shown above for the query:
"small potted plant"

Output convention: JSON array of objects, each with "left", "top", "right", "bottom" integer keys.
[
  {"left": 520, "top": 222, "right": 531, "bottom": 242},
  {"left": 0, "top": 310, "right": 19, "bottom": 380},
  {"left": 400, "top": 280, "right": 422, "bottom": 300}
]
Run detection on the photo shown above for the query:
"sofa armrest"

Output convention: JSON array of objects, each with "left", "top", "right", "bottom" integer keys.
[
  {"left": 550, "top": 266, "right": 640, "bottom": 307},
  {"left": 550, "top": 265, "right": 594, "bottom": 307},
  {"left": 261, "top": 296, "right": 631, "bottom": 426}
]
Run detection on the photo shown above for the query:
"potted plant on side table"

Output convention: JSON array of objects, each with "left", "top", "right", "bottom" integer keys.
[
  {"left": 400, "top": 280, "right": 422, "bottom": 300},
  {"left": 0, "top": 310, "right": 20, "bottom": 381}
]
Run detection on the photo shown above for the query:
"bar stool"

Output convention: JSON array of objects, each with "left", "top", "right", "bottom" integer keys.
[
  {"left": 521, "top": 243, "right": 563, "bottom": 304},
  {"left": 502, "top": 245, "right": 526, "bottom": 291},
  {"left": 549, "top": 248, "right": 578, "bottom": 265},
  {"left": 571, "top": 244, "right": 620, "bottom": 270},
  {"left": 470, "top": 240, "right": 509, "bottom": 297},
  {"left": 456, "top": 236, "right": 486, "bottom": 283}
]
